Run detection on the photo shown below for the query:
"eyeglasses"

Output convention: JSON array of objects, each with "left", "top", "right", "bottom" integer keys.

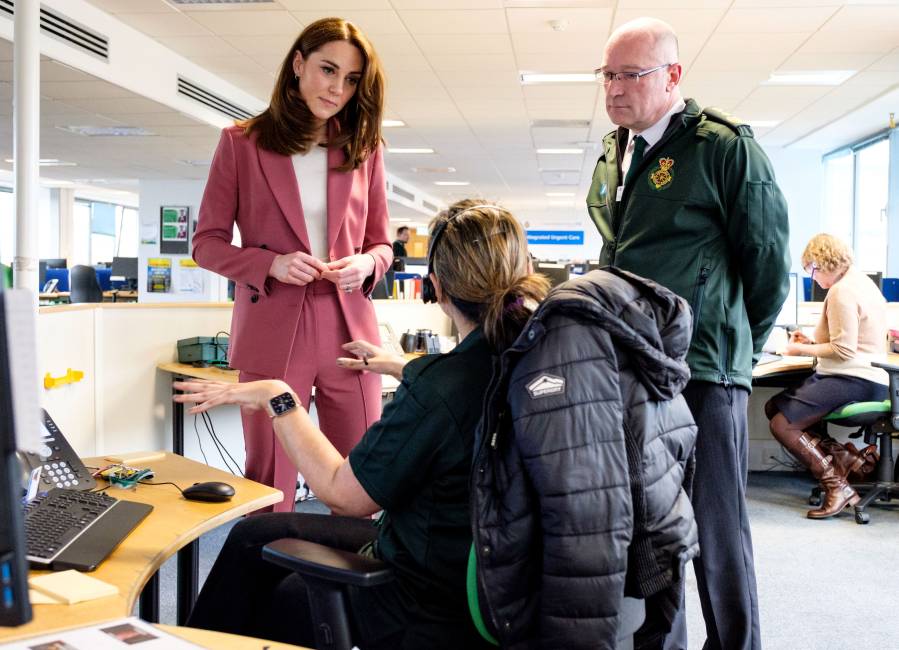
[
  {"left": 804, "top": 264, "right": 818, "bottom": 280},
  {"left": 595, "top": 63, "right": 674, "bottom": 86}
]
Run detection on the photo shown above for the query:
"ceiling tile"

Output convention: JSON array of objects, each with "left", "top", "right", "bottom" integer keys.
[
  {"left": 817, "top": 5, "right": 899, "bottom": 33},
  {"left": 114, "top": 12, "right": 212, "bottom": 37},
  {"left": 397, "top": 10, "right": 508, "bottom": 35},
  {"left": 612, "top": 8, "right": 726, "bottom": 34},
  {"left": 414, "top": 34, "right": 514, "bottom": 56},
  {"left": 392, "top": 0, "right": 504, "bottom": 8},
  {"left": 278, "top": 0, "right": 392, "bottom": 8},
  {"left": 512, "top": 32, "right": 604, "bottom": 54},
  {"left": 717, "top": 6, "right": 838, "bottom": 33},
  {"left": 289, "top": 10, "right": 408, "bottom": 34},
  {"left": 800, "top": 30, "right": 898, "bottom": 55},
  {"left": 156, "top": 35, "right": 244, "bottom": 58},
  {"left": 779, "top": 51, "right": 884, "bottom": 72},
  {"left": 425, "top": 52, "right": 517, "bottom": 72},
  {"left": 506, "top": 8, "right": 613, "bottom": 34}
]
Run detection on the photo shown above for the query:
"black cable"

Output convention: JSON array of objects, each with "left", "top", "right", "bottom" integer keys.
[
  {"left": 138, "top": 480, "right": 185, "bottom": 496},
  {"left": 202, "top": 411, "right": 235, "bottom": 474},
  {"left": 192, "top": 413, "right": 209, "bottom": 466},
  {"left": 202, "top": 410, "right": 244, "bottom": 477}
]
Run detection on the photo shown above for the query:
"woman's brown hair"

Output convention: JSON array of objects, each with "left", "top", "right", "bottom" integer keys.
[
  {"left": 430, "top": 199, "right": 549, "bottom": 351},
  {"left": 241, "top": 17, "right": 385, "bottom": 172}
]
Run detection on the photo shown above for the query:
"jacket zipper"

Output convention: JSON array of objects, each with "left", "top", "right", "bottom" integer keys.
[
  {"left": 719, "top": 328, "right": 732, "bottom": 386},
  {"left": 689, "top": 265, "right": 710, "bottom": 350}
]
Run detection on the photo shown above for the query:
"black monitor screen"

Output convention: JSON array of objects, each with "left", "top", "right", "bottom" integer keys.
[
  {"left": 0, "top": 290, "right": 36, "bottom": 626},
  {"left": 110, "top": 257, "right": 138, "bottom": 280},
  {"left": 42, "top": 258, "right": 67, "bottom": 269},
  {"left": 536, "top": 262, "right": 569, "bottom": 288}
]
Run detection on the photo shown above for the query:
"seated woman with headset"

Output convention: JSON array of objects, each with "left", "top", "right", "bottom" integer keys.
[{"left": 175, "top": 200, "right": 548, "bottom": 649}]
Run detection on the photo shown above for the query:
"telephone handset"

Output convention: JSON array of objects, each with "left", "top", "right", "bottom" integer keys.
[{"left": 18, "top": 410, "right": 96, "bottom": 491}]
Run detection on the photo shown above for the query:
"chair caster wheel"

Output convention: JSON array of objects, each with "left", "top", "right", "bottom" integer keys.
[
  {"left": 855, "top": 511, "right": 870, "bottom": 525},
  {"left": 808, "top": 495, "right": 821, "bottom": 507}
]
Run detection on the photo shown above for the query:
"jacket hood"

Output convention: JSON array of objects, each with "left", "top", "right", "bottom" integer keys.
[{"left": 522, "top": 267, "right": 692, "bottom": 400}]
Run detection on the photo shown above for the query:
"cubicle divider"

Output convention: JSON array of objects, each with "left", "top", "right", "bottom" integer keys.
[{"left": 36, "top": 300, "right": 451, "bottom": 473}]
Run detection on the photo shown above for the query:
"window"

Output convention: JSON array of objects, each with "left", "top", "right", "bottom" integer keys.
[
  {"left": 75, "top": 199, "right": 139, "bottom": 265},
  {"left": 0, "top": 188, "right": 13, "bottom": 265},
  {"left": 822, "top": 135, "right": 891, "bottom": 273}
]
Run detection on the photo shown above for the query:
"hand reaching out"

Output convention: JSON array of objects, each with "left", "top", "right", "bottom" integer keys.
[
  {"left": 336, "top": 340, "right": 406, "bottom": 380},
  {"left": 173, "top": 379, "right": 293, "bottom": 415}
]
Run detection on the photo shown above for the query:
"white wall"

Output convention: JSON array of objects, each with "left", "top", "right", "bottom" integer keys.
[
  {"left": 137, "top": 179, "right": 227, "bottom": 303},
  {"left": 764, "top": 145, "right": 826, "bottom": 274}
]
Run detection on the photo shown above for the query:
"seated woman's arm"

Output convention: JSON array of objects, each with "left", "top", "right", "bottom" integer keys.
[
  {"left": 787, "top": 290, "right": 858, "bottom": 360},
  {"left": 173, "top": 378, "right": 380, "bottom": 517}
]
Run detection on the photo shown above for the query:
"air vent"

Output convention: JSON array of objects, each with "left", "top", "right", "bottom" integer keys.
[
  {"left": 0, "top": 1, "right": 109, "bottom": 60},
  {"left": 177, "top": 76, "right": 254, "bottom": 121},
  {"left": 392, "top": 185, "right": 415, "bottom": 202},
  {"left": 422, "top": 200, "right": 440, "bottom": 213},
  {"left": 531, "top": 119, "right": 591, "bottom": 129}
]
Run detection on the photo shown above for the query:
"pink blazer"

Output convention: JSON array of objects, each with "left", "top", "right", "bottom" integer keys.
[{"left": 193, "top": 125, "right": 392, "bottom": 378}]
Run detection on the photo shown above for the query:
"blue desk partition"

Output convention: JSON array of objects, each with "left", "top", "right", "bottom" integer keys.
[
  {"left": 94, "top": 267, "right": 112, "bottom": 291},
  {"left": 802, "top": 276, "right": 812, "bottom": 302},
  {"left": 882, "top": 278, "right": 899, "bottom": 302},
  {"left": 43, "top": 268, "right": 69, "bottom": 292}
]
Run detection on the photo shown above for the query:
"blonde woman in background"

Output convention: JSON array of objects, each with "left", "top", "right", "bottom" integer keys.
[{"left": 766, "top": 233, "right": 885, "bottom": 519}]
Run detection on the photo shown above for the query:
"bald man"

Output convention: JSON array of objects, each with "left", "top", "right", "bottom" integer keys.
[{"left": 587, "top": 18, "right": 790, "bottom": 650}]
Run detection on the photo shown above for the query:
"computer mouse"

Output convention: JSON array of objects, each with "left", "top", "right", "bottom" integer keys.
[{"left": 182, "top": 481, "right": 235, "bottom": 502}]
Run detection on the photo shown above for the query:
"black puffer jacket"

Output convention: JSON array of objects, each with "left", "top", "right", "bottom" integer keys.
[{"left": 470, "top": 268, "right": 699, "bottom": 649}]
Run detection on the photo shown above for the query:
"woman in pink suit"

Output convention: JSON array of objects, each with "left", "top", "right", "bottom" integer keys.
[{"left": 193, "top": 17, "right": 391, "bottom": 512}]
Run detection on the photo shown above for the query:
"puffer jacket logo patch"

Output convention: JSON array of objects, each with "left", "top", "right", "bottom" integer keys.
[{"left": 526, "top": 374, "right": 565, "bottom": 399}]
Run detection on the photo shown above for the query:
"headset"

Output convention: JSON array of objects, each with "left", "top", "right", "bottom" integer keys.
[{"left": 421, "top": 204, "right": 495, "bottom": 304}]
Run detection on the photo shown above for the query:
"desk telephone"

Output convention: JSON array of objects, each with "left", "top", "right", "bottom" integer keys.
[{"left": 19, "top": 410, "right": 97, "bottom": 492}]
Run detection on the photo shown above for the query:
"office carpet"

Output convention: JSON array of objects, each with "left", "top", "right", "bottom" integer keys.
[{"left": 149, "top": 474, "right": 899, "bottom": 649}]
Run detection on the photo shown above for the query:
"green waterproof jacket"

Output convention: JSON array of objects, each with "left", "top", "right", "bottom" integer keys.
[{"left": 586, "top": 98, "right": 790, "bottom": 390}]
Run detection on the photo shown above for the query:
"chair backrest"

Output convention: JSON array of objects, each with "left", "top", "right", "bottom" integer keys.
[{"left": 69, "top": 265, "right": 103, "bottom": 303}]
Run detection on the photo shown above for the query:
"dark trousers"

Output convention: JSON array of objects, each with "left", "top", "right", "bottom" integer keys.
[
  {"left": 186, "top": 513, "right": 383, "bottom": 648},
  {"left": 664, "top": 381, "right": 761, "bottom": 650}
]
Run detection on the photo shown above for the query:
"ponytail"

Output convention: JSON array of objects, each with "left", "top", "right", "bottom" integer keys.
[{"left": 481, "top": 274, "right": 550, "bottom": 351}]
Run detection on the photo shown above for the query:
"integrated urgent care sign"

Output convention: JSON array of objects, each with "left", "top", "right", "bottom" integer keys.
[{"left": 526, "top": 230, "right": 585, "bottom": 245}]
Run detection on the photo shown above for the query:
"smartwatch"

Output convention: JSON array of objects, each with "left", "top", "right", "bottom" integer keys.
[{"left": 266, "top": 391, "right": 298, "bottom": 418}]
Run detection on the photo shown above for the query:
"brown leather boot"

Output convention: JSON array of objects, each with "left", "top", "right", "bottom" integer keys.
[
  {"left": 807, "top": 469, "right": 860, "bottom": 519},
  {"left": 818, "top": 439, "right": 879, "bottom": 482},
  {"left": 770, "top": 426, "right": 860, "bottom": 518}
]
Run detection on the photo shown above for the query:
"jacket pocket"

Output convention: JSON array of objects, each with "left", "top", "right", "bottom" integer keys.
[{"left": 746, "top": 181, "right": 772, "bottom": 245}]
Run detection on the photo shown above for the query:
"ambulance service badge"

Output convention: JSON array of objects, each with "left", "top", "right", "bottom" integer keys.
[{"left": 648, "top": 157, "right": 674, "bottom": 190}]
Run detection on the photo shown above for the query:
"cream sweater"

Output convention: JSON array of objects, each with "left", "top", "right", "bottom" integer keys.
[{"left": 811, "top": 266, "right": 888, "bottom": 385}]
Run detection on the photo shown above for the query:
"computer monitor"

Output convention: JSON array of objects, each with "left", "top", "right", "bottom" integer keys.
[
  {"left": 110, "top": 256, "right": 139, "bottom": 290},
  {"left": 42, "top": 258, "right": 67, "bottom": 269},
  {"left": 0, "top": 289, "right": 40, "bottom": 626},
  {"left": 866, "top": 272, "right": 883, "bottom": 291},
  {"left": 775, "top": 272, "right": 799, "bottom": 326},
  {"left": 535, "top": 262, "right": 570, "bottom": 288}
]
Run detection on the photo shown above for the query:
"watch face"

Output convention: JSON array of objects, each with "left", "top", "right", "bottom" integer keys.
[{"left": 270, "top": 392, "right": 297, "bottom": 416}]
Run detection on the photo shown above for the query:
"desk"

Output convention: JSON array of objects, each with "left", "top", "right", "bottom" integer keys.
[
  {"left": 752, "top": 356, "right": 814, "bottom": 388},
  {"left": 0, "top": 453, "right": 282, "bottom": 643}
]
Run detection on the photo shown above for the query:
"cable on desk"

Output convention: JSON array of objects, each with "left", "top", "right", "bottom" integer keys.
[{"left": 138, "top": 480, "right": 185, "bottom": 496}]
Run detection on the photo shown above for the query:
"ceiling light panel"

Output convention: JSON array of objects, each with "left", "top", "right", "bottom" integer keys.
[
  {"left": 763, "top": 70, "right": 856, "bottom": 86},
  {"left": 520, "top": 72, "right": 595, "bottom": 84}
]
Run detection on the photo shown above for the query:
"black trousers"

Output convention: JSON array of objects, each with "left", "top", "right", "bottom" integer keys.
[{"left": 664, "top": 382, "right": 761, "bottom": 650}]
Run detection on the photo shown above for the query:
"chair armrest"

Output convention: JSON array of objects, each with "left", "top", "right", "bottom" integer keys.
[{"left": 262, "top": 538, "right": 395, "bottom": 588}]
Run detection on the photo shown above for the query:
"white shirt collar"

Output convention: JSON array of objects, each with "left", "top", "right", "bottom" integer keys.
[{"left": 627, "top": 98, "right": 687, "bottom": 150}]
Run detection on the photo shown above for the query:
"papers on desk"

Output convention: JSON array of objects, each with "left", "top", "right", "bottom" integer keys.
[
  {"left": 28, "top": 570, "right": 117, "bottom": 605},
  {"left": 0, "top": 617, "right": 203, "bottom": 649},
  {"left": 753, "top": 355, "right": 815, "bottom": 377}
]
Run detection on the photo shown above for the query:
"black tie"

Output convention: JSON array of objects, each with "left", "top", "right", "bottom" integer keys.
[{"left": 624, "top": 135, "right": 646, "bottom": 186}]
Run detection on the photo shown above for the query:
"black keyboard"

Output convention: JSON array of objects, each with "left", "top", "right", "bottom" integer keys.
[{"left": 24, "top": 488, "right": 153, "bottom": 572}]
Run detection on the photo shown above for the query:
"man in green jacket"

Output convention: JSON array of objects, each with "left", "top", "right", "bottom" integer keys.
[{"left": 588, "top": 17, "right": 790, "bottom": 650}]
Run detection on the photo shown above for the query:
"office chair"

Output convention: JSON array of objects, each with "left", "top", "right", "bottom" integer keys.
[
  {"left": 262, "top": 538, "right": 645, "bottom": 650},
  {"left": 809, "top": 361, "right": 899, "bottom": 524},
  {"left": 69, "top": 264, "right": 103, "bottom": 303}
]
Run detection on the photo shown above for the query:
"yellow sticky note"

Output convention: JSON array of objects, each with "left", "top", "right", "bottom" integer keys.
[{"left": 29, "top": 570, "right": 118, "bottom": 605}]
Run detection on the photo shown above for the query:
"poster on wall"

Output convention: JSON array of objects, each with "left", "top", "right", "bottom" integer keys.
[
  {"left": 176, "top": 258, "right": 205, "bottom": 296},
  {"left": 147, "top": 258, "right": 172, "bottom": 293},
  {"left": 159, "top": 205, "right": 190, "bottom": 254}
]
